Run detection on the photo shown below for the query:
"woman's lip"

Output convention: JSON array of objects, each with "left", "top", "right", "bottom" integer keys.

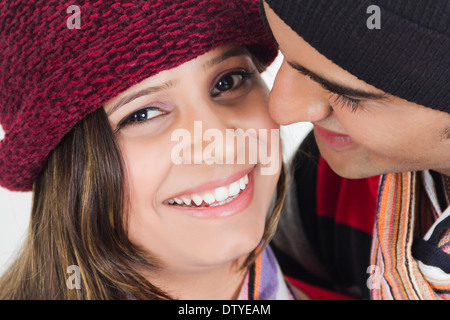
[
  {"left": 313, "top": 125, "right": 354, "bottom": 150},
  {"left": 165, "top": 166, "right": 255, "bottom": 200},
  {"left": 166, "top": 169, "right": 254, "bottom": 219}
]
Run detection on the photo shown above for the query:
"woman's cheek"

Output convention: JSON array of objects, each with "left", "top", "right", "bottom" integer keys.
[{"left": 119, "top": 137, "right": 172, "bottom": 206}]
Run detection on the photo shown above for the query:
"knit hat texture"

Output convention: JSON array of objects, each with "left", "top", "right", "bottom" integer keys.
[
  {"left": 263, "top": 0, "right": 450, "bottom": 113},
  {"left": 0, "top": 0, "right": 278, "bottom": 191}
]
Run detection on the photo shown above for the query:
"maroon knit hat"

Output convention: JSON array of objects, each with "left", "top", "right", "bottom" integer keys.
[{"left": 0, "top": 0, "right": 278, "bottom": 192}]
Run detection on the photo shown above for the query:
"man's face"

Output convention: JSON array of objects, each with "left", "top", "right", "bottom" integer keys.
[{"left": 264, "top": 2, "right": 450, "bottom": 178}]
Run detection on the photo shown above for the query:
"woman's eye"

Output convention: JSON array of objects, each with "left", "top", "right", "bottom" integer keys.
[
  {"left": 116, "top": 107, "right": 164, "bottom": 131},
  {"left": 211, "top": 71, "right": 253, "bottom": 97},
  {"left": 130, "top": 109, "right": 161, "bottom": 122}
]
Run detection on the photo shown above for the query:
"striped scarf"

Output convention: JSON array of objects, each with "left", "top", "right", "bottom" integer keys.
[
  {"left": 369, "top": 171, "right": 450, "bottom": 300},
  {"left": 238, "top": 246, "right": 301, "bottom": 300}
]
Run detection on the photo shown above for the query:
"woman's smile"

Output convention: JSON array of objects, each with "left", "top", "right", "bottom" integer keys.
[{"left": 164, "top": 167, "right": 254, "bottom": 219}]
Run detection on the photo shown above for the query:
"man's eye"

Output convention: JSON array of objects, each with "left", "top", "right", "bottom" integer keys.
[
  {"left": 333, "top": 94, "right": 362, "bottom": 112},
  {"left": 211, "top": 71, "right": 253, "bottom": 97}
]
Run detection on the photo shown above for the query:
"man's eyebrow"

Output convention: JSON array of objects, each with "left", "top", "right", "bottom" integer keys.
[
  {"left": 106, "top": 81, "right": 175, "bottom": 116},
  {"left": 287, "top": 61, "right": 387, "bottom": 100},
  {"left": 203, "top": 47, "right": 252, "bottom": 71}
]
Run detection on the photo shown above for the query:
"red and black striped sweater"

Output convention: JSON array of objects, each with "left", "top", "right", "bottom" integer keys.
[{"left": 272, "top": 131, "right": 450, "bottom": 300}]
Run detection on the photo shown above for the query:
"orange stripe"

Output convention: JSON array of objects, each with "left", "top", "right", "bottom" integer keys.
[
  {"left": 253, "top": 252, "right": 262, "bottom": 300},
  {"left": 378, "top": 174, "right": 402, "bottom": 298},
  {"left": 429, "top": 283, "right": 450, "bottom": 290},
  {"left": 373, "top": 174, "right": 389, "bottom": 299},
  {"left": 378, "top": 173, "right": 415, "bottom": 299},
  {"left": 397, "top": 173, "right": 415, "bottom": 298},
  {"left": 376, "top": 173, "right": 441, "bottom": 299}
]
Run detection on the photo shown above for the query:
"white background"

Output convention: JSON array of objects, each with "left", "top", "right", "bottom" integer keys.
[{"left": 0, "top": 53, "right": 313, "bottom": 275}]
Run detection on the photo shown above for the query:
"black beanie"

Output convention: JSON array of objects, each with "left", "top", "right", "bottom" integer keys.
[{"left": 262, "top": 0, "right": 450, "bottom": 113}]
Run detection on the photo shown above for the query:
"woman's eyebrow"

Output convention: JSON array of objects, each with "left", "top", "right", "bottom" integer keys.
[
  {"left": 287, "top": 60, "right": 388, "bottom": 100},
  {"left": 106, "top": 80, "right": 176, "bottom": 116},
  {"left": 202, "top": 47, "right": 252, "bottom": 71},
  {"left": 107, "top": 48, "right": 250, "bottom": 116}
]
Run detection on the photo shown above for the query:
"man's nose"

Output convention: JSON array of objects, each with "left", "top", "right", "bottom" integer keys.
[{"left": 269, "top": 59, "right": 331, "bottom": 125}]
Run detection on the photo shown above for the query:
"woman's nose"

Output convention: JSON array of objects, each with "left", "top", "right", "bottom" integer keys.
[
  {"left": 269, "top": 60, "right": 331, "bottom": 125},
  {"left": 175, "top": 102, "right": 239, "bottom": 166}
]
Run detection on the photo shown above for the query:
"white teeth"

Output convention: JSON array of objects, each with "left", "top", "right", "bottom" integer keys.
[
  {"left": 168, "top": 174, "right": 249, "bottom": 207},
  {"left": 192, "top": 195, "right": 203, "bottom": 206},
  {"left": 214, "top": 186, "right": 229, "bottom": 202},
  {"left": 203, "top": 193, "right": 215, "bottom": 205},
  {"left": 239, "top": 177, "right": 246, "bottom": 190},
  {"left": 228, "top": 181, "right": 240, "bottom": 197}
]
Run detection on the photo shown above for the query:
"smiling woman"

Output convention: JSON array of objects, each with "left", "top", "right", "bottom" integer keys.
[{"left": 0, "top": 0, "right": 303, "bottom": 300}]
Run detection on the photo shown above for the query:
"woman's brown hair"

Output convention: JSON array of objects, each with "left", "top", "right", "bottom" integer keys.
[{"left": 0, "top": 109, "right": 171, "bottom": 299}]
